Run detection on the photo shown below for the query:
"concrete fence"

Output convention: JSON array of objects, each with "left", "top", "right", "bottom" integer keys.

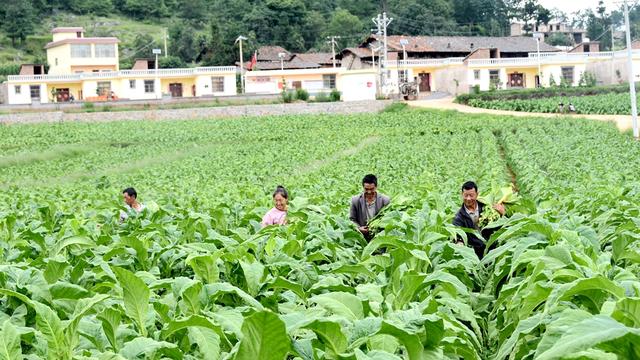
[{"left": 0, "top": 100, "right": 393, "bottom": 125}]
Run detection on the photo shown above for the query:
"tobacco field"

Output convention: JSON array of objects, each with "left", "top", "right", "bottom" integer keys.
[{"left": 0, "top": 108, "right": 639, "bottom": 360}]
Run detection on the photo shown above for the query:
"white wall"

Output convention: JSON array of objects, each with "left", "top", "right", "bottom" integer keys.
[
  {"left": 196, "top": 74, "right": 237, "bottom": 97},
  {"left": 339, "top": 72, "right": 377, "bottom": 101},
  {"left": 7, "top": 83, "right": 47, "bottom": 105}
]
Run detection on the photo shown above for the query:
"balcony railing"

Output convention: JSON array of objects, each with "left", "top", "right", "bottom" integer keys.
[
  {"left": 8, "top": 66, "right": 237, "bottom": 82},
  {"left": 385, "top": 58, "right": 464, "bottom": 67}
]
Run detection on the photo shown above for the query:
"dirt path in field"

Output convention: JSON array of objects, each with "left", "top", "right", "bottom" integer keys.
[
  {"left": 294, "top": 136, "right": 381, "bottom": 175},
  {"left": 408, "top": 96, "right": 635, "bottom": 132}
]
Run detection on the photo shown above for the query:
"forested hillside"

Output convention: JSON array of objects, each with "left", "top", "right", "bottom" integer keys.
[{"left": 0, "top": 0, "right": 638, "bottom": 73}]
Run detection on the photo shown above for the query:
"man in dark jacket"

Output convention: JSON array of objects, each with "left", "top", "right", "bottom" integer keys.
[
  {"left": 350, "top": 174, "right": 390, "bottom": 240},
  {"left": 453, "top": 181, "right": 504, "bottom": 259}
]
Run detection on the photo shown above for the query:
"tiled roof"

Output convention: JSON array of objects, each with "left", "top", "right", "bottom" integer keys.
[
  {"left": 257, "top": 46, "right": 293, "bottom": 61},
  {"left": 294, "top": 52, "right": 338, "bottom": 65},
  {"left": 338, "top": 47, "right": 373, "bottom": 59},
  {"left": 364, "top": 35, "right": 560, "bottom": 53}
]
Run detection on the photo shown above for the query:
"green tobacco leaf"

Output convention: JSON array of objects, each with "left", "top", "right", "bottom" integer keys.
[
  {"left": 112, "top": 267, "right": 150, "bottom": 337},
  {"left": 186, "top": 254, "right": 220, "bottom": 284},
  {"left": 234, "top": 311, "right": 290, "bottom": 360},
  {"left": 310, "top": 292, "right": 364, "bottom": 320},
  {"left": 303, "top": 320, "right": 348, "bottom": 356},
  {"left": 535, "top": 315, "right": 640, "bottom": 360},
  {"left": 189, "top": 327, "right": 221, "bottom": 360},
  {"left": 52, "top": 235, "right": 95, "bottom": 256},
  {"left": 611, "top": 298, "right": 640, "bottom": 328},
  {"left": 239, "top": 259, "right": 265, "bottom": 297},
  {"left": 161, "top": 314, "right": 228, "bottom": 347},
  {"left": 269, "top": 277, "right": 307, "bottom": 301},
  {"left": 33, "top": 301, "right": 68, "bottom": 359},
  {"left": 0, "top": 320, "right": 22, "bottom": 360},
  {"left": 376, "top": 321, "right": 424, "bottom": 360},
  {"left": 98, "top": 307, "right": 122, "bottom": 353},
  {"left": 119, "top": 337, "right": 182, "bottom": 359},
  {"left": 204, "top": 283, "right": 265, "bottom": 310}
]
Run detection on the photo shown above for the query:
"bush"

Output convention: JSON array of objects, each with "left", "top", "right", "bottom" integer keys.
[
  {"left": 471, "top": 85, "right": 480, "bottom": 94},
  {"left": 82, "top": 102, "right": 95, "bottom": 112},
  {"left": 282, "top": 90, "right": 296, "bottom": 103},
  {"left": 0, "top": 64, "right": 21, "bottom": 76},
  {"left": 330, "top": 89, "right": 341, "bottom": 102},
  {"left": 579, "top": 72, "right": 597, "bottom": 87},
  {"left": 295, "top": 88, "right": 309, "bottom": 101},
  {"left": 381, "top": 102, "right": 408, "bottom": 113},
  {"left": 159, "top": 56, "right": 187, "bottom": 69},
  {"left": 313, "top": 92, "right": 331, "bottom": 102}
]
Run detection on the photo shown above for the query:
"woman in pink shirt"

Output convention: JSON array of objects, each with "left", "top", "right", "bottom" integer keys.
[{"left": 261, "top": 185, "right": 289, "bottom": 227}]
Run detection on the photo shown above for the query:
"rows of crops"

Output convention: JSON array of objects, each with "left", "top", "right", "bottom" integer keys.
[
  {"left": 467, "top": 92, "right": 639, "bottom": 115},
  {"left": 0, "top": 109, "right": 639, "bottom": 359}
]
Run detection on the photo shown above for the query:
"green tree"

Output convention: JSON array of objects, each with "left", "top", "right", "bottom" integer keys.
[
  {"left": 122, "top": 0, "right": 168, "bottom": 19},
  {"left": 179, "top": 0, "right": 208, "bottom": 27},
  {"left": 547, "top": 33, "right": 573, "bottom": 46},
  {"left": 2, "top": 0, "right": 36, "bottom": 46},
  {"left": 247, "top": 0, "right": 307, "bottom": 52},
  {"left": 388, "top": 0, "right": 455, "bottom": 35},
  {"left": 324, "top": 9, "right": 365, "bottom": 49}
]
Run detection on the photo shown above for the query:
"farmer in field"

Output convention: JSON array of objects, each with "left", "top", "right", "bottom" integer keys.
[
  {"left": 453, "top": 181, "right": 505, "bottom": 259},
  {"left": 120, "top": 187, "right": 145, "bottom": 222},
  {"left": 350, "top": 174, "right": 390, "bottom": 240},
  {"left": 261, "top": 185, "right": 289, "bottom": 227}
]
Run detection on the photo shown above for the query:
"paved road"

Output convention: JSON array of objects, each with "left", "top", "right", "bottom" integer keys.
[{"left": 407, "top": 96, "right": 635, "bottom": 132}]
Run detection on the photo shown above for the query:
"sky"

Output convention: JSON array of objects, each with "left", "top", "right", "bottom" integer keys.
[{"left": 538, "top": 0, "right": 620, "bottom": 14}]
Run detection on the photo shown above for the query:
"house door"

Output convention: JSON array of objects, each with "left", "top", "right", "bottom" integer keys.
[
  {"left": 418, "top": 73, "right": 431, "bottom": 92},
  {"left": 509, "top": 73, "right": 525, "bottom": 88},
  {"left": 169, "top": 83, "right": 183, "bottom": 97},
  {"left": 56, "top": 88, "right": 70, "bottom": 102}
]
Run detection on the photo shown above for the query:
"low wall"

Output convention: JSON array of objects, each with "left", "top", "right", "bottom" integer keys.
[{"left": 0, "top": 100, "right": 393, "bottom": 125}]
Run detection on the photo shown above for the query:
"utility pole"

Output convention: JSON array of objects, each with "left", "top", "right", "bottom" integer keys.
[
  {"left": 235, "top": 35, "right": 247, "bottom": 94},
  {"left": 624, "top": 0, "right": 638, "bottom": 139},
  {"left": 372, "top": 12, "right": 392, "bottom": 95},
  {"left": 327, "top": 36, "right": 341, "bottom": 68},
  {"left": 164, "top": 28, "right": 168, "bottom": 58},
  {"left": 611, "top": 24, "right": 615, "bottom": 85}
]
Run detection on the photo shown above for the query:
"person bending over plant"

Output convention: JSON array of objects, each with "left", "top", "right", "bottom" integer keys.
[{"left": 350, "top": 174, "right": 390, "bottom": 240}]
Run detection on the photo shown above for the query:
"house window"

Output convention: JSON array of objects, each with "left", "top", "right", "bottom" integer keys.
[
  {"left": 95, "top": 44, "right": 115, "bottom": 58},
  {"left": 70, "top": 44, "right": 91, "bottom": 58},
  {"left": 55, "top": 58, "right": 58, "bottom": 66},
  {"left": 489, "top": 69, "right": 500, "bottom": 85},
  {"left": 97, "top": 81, "right": 111, "bottom": 96},
  {"left": 144, "top": 80, "right": 155, "bottom": 93},
  {"left": 561, "top": 66, "right": 574, "bottom": 84},
  {"left": 398, "top": 70, "right": 408, "bottom": 83},
  {"left": 14, "top": 85, "right": 21, "bottom": 94},
  {"left": 129, "top": 80, "right": 136, "bottom": 89},
  {"left": 473, "top": 70, "right": 480, "bottom": 80},
  {"left": 29, "top": 85, "right": 40, "bottom": 99},
  {"left": 77, "top": 32, "right": 82, "bottom": 38},
  {"left": 323, "top": 74, "right": 336, "bottom": 89},
  {"left": 211, "top": 77, "right": 224, "bottom": 92}
]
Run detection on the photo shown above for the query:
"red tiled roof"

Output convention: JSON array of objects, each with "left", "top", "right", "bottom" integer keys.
[
  {"left": 363, "top": 35, "right": 560, "bottom": 53},
  {"left": 44, "top": 37, "right": 119, "bottom": 49}
]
